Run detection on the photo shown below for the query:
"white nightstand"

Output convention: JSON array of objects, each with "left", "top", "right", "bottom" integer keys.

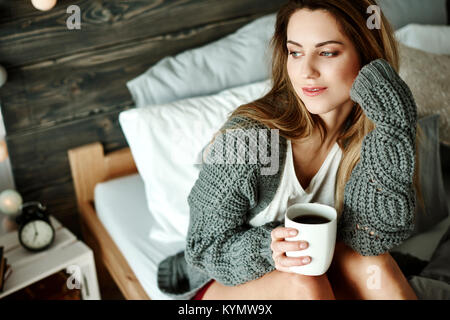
[{"left": 0, "top": 216, "right": 101, "bottom": 300}]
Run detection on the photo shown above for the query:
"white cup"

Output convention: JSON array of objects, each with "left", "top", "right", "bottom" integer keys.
[{"left": 285, "top": 202, "right": 337, "bottom": 276}]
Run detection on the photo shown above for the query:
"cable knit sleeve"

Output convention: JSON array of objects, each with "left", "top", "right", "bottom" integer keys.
[
  {"left": 185, "top": 117, "right": 282, "bottom": 286},
  {"left": 337, "top": 59, "right": 418, "bottom": 256}
]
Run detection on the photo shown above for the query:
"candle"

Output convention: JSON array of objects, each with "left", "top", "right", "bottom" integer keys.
[
  {"left": 2, "top": 216, "right": 18, "bottom": 232},
  {"left": 0, "top": 140, "right": 8, "bottom": 162},
  {"left": 0, "top": 189, "right": 23, "bottom": 215}
]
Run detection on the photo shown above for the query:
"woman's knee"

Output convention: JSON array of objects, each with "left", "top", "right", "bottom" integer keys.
[
  {"left": 334, "top": 241, "right": 393, "bottom": 271},
  {"left": 282, "top": 271, "right": 335, "bottom": 300},
  {"left": 332, "top": 243, "right": 417, "bottom": 300}
]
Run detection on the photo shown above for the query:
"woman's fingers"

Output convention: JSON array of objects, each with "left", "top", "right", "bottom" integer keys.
[
  {"left": 271, "top": 239, "right": 308, "bottom": 252},
  {"left": 271, "top": 227, "right": 298, "bottom": 240},
  {"left": 274, "top": 254, "right": 311, "bottom": 270},
  {"left": 271, "top": 227, "right": 308, "bottom": 251},
  {"left": 271, "top": 226, "right": 311, "bottom": 272}
]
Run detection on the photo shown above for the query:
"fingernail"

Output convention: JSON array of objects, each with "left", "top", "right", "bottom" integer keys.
[
  {"left": 302, "top": 257, "right": 310, "bottom": 264},
  {"left": 300, "top": 242, "right": 307, "bottom": 249},
  {"left": 289, "top": 230, "right": 297, "bottom": 236}
]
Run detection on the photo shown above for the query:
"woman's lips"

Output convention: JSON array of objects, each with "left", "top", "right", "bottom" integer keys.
[{"left": 302, "top": 87, "right": 327, "bottom": 97}]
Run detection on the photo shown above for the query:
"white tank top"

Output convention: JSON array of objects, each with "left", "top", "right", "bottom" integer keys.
[{"left": 249, "top": 139, "right": 343, "bottom": 227}]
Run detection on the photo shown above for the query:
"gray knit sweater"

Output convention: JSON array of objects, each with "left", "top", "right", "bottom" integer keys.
[{"left": 157, "top": 59, "right": 417, "bottom": 299}]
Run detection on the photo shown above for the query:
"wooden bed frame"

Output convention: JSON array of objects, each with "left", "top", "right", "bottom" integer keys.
[{"left": 67, "top": 142, "right": 149, "bottom": 299}]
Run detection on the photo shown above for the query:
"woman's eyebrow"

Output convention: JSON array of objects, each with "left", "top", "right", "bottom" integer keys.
[{"left": 286, "top": 40, "right": 344, "bottom": 47}]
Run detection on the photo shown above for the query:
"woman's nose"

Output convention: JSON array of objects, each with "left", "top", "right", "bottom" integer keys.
[{"left": 300, "top": 56, "right": 319, "bottom": 79}]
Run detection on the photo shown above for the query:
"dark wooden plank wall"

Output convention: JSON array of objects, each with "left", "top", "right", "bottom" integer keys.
[{"left": 0, "top": 0, "right": 286, "bottom": 237}]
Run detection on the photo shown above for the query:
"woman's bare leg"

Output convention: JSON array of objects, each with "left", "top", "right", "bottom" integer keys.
[
  {"left": 327, "top": 241, "right": 418, "bottom": 300},
  {"left": 201, "top": 270, "right": 336, "bottom": 300}
]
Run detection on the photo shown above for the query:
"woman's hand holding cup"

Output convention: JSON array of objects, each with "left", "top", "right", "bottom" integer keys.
[{"left": 270, "top": 226, "right": 311, "bottom": 273}]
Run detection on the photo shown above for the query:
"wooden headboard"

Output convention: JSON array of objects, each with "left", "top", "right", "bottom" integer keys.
[{"left": 0, "top": 0, "right": 286, "bottom": 237}]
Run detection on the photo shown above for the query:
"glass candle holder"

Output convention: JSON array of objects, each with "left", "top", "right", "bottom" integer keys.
[
  {"left": 31, "top": 0, "right": 57, "bottom": 11},
  {"left": 0, "top": 189, "right": 23, "bottom": 215}
]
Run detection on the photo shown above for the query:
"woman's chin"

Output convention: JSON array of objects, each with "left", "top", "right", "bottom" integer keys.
[{"left": 304, "top": 105, "right": 333, "bottom": 115}]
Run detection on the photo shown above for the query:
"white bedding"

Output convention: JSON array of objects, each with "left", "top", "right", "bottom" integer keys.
[
  {"left": 94, "top": 173, "right": 185, "bottom": 300},
  {"left": 94, "top": 173, "right": 450, "bottom": 300}
]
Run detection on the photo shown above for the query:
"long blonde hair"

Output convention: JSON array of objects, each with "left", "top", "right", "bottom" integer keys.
[{"left": 211, "top": 0, "right": 423, "bottom": 216}]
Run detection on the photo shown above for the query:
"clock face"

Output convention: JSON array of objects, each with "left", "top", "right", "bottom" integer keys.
[{"left": 20, "top": 220, "right": 54, "bottom": 250}]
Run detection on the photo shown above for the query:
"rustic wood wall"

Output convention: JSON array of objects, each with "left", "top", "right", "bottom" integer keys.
[{"left": 0, "top": 0, "right": 286, "bottom": 237}]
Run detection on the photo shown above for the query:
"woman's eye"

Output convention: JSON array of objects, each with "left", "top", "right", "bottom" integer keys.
[
  {"left": 289, "top": 51, "right": 339, "bottom": 58},
  {"left": 320, "top": 51, "right": 339, "bottom": 57}
]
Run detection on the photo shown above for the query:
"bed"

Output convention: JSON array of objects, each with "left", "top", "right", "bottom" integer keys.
[{"left": 68, "top": 1, "right": 450, "bottom": 300}]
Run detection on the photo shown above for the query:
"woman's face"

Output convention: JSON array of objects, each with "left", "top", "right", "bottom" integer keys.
[{"left": 286, "top": 9, "right": 361, "bottom": 117}]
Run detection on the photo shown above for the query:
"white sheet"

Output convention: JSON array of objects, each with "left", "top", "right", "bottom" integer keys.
[
  {"left": 94, "top": 173, "right": 185, "bottom": 300},
  {"left": 94, "top": 173, "right": 450, "bottom": 299}
]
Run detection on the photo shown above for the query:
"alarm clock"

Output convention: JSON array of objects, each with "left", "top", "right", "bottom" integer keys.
[{"left": 16, "top": 202, "right": 55, "bottom": 252}]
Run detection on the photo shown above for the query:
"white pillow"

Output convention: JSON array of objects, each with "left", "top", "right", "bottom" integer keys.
[
  {"left": 119, "top": 80, "right": 271, "bottom": 244},
  {"left": 395, "top": 24, "right": 450, "bottom": 55},
  {"left": 126, "top": 14, "right": 275, "bottom": 108},
  {"left": 377, "top": 0, "right": 448, "bottom": 30}
]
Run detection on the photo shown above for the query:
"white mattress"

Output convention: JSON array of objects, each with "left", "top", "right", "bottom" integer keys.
[
  {"left": 94, "top": 173, "right": 450, "bottom": 299},
  {"left": 94, "top": 173, "right": 185, "bottom": 300}
]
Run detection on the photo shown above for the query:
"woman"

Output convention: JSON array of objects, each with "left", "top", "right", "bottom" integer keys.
[{"left": 157, "top": 0, "right": 423, "bottom": 300}]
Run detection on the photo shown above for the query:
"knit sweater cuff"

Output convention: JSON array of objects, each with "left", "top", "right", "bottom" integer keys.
[
  {"left": 337, "top": 210, "right": 415, "bottom": 256},
  {"left": 259, "top": 221, "right": 283, "bottom": 268}
]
